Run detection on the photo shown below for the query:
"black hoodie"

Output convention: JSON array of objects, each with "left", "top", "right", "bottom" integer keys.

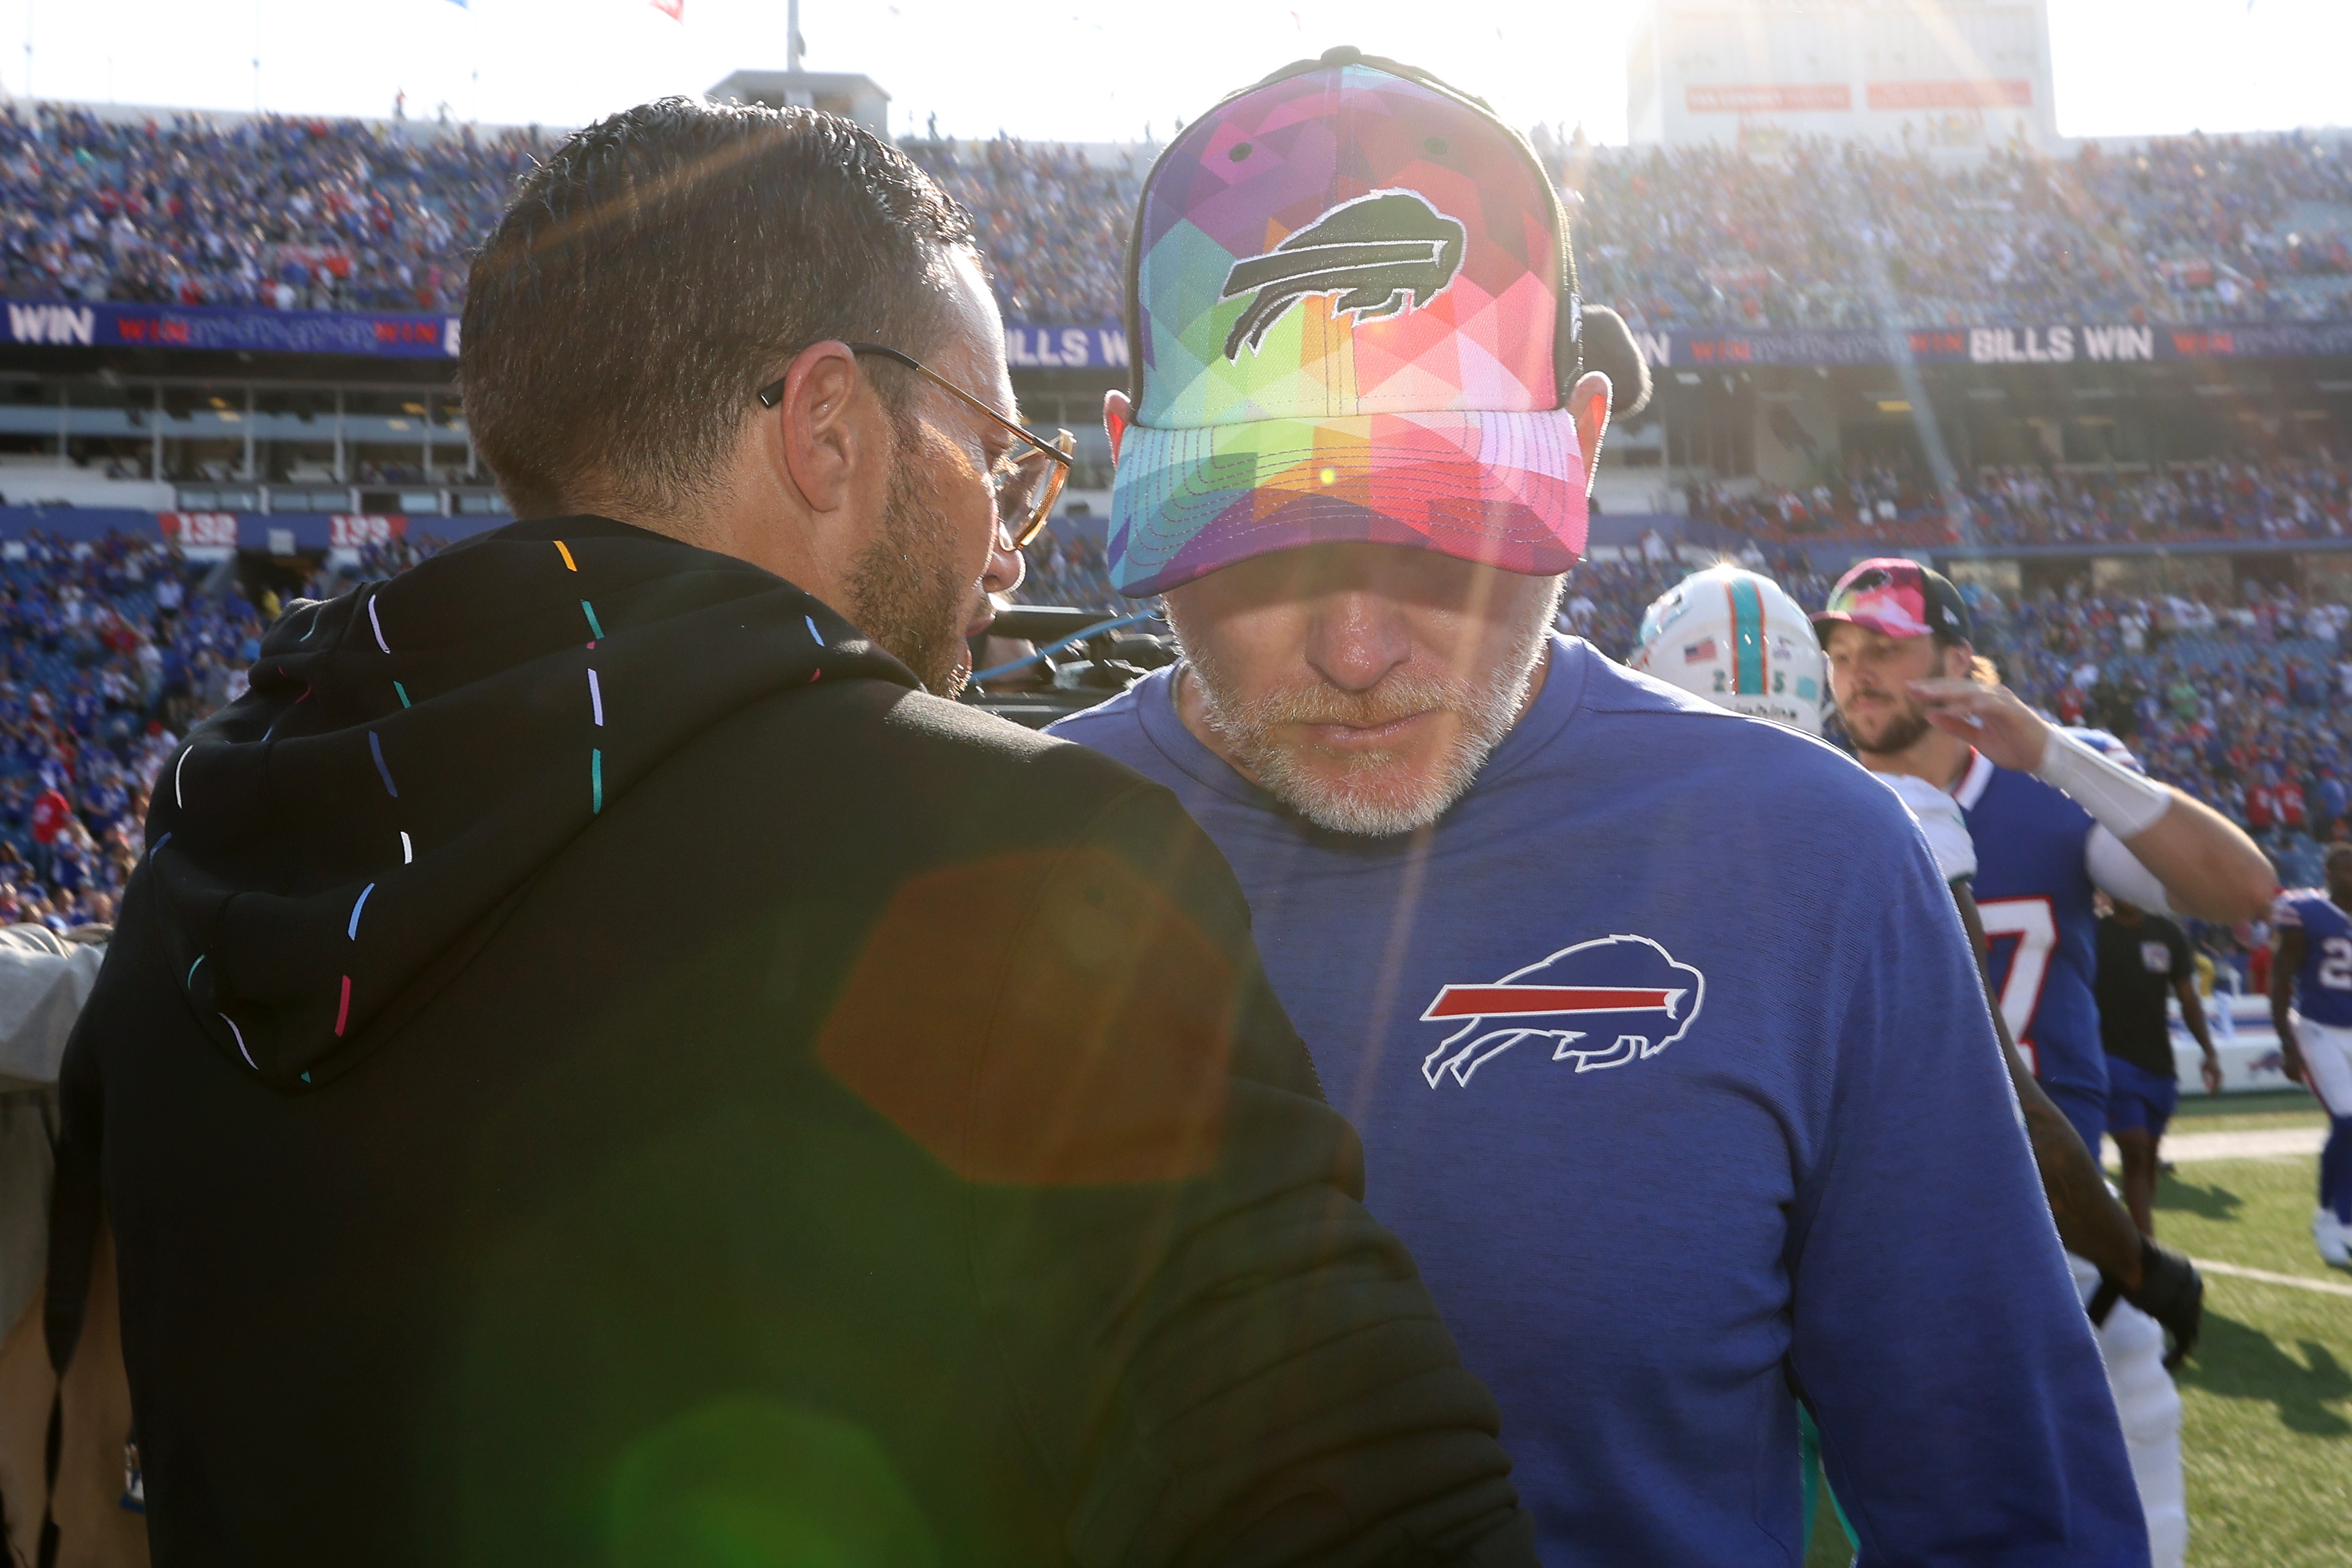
[{"left": 53, "top": 518, "right": 1536, "bottom": 1567}]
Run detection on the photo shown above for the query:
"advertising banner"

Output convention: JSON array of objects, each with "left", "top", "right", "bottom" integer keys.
[
  {"left": 1003, "top": 323, "right": 1128, "bottom": 371},
  {"left": 0, "top": 507, "right": 508, "bottom": 550},
  {"left": 3, "top": 300, "right": 459, "bottom": 359},
  {"left": 1626, "top": 318, "right": 2352, "bottom": 370}
]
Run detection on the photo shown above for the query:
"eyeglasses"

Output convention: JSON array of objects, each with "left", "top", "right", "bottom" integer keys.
[{"left": 757, "top": 342, "right": 1075, "bottom": 551}]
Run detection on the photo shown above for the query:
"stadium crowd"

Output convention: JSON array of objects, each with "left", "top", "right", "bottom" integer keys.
[
  {"left": 0, "top": 530, "right": 263, "bottom": 931},
  {"left": 0, "top": 101, "right": 548, "bottom": 312},
  {"left": 899, "top": 134, "right": 1143, "bottom": 324},
  {"left": 0, "top": 519, "right": 2343, "bottom": 954},
  {"left": 6, "top": 100, "right": 2349, "bottom": 335},
  {"left": 1553, "top": 129, "right": 2352, "bottom": 332},
  {"left": 1695, "top": 452, "right": 2352, "bottom": 550}
]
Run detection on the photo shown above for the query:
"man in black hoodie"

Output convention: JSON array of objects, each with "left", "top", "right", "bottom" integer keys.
[{"left": 45, "top": 99, "right": 1537, "bottom": 1567}]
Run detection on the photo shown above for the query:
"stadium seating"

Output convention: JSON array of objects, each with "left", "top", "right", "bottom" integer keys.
[
  {"left": 7, "top": 98, "right": 2348, "bottom": 333},
  {"left": 0, "top": 102, "right": 546, "bottom": 312},
  {"left": 1553, "top": 130, "right": 2352, "bottom": 332},
  {"left": 1697, "top": 455, "right": 2352, "bottom": 550},
  {"left": 0, "top": 522, "right": 2338, "bottom": 937}
]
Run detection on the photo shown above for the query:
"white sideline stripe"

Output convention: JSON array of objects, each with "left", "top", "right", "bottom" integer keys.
[
  {"left": 2104, "top": 1126, "right": 2329, "bottom": 1164},
  {"left": 2191, "top": 1258, "right": 2352, "bottom": 1299}
]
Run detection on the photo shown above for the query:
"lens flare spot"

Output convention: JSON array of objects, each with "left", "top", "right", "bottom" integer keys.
[{"left": 608, "top": 1397, "right": 937, "bottom": 1568}]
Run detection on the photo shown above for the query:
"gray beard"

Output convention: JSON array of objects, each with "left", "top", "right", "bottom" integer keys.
[{"left": 1172, "top": 585, "right": 1557, "bottom": 838}]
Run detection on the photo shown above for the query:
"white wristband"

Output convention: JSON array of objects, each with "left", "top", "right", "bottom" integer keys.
[{"left": 2032, "top": 728, "right": 2173, "bottom": 840}]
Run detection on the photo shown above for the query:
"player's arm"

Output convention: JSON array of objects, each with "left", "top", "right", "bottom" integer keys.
[
  {"left": 2173, "top": 969, "right": 2222, "bottom": 1095},
  {"left": 1909, "top": 676, "right": 2274, "bottom": 921},
  {"left": 2271, "top": 923, "right": 2309, "bottom": 1087},
  {"left": 1951, "top": 883, "right": 2145, "bottom": 1285}
]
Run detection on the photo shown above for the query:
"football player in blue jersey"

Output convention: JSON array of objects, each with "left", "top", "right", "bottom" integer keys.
[
  {"left": 1818, "top": 558, "right": 2274, "bottom": 1568},
  {"left": 2268, "top": 842, "right": 2352, "bottom": 1267},
  {"left": 1638, "top": 565, "right": 2183, "bottom": 1297}
]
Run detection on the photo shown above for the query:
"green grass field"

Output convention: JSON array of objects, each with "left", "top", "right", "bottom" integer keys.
[{"left": 1806, "top": 1095, "right": 2351, "bottom": 1567}]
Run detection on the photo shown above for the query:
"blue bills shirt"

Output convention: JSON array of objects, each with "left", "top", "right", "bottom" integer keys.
[
  {"left": 1051, "top": 635, "right": 2146, "bottom": 1568},
  {"left": 2274, "top": 888, "right": 2352, "bottom": 1028}
]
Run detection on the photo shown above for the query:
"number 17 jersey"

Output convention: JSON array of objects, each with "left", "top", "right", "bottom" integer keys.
[
  {"left": 1954, "top": 750, "right": 2109, "bottom": 1151},
  {"left": 2276, "top": 891, "right": 2352, "bottom": 1027}
]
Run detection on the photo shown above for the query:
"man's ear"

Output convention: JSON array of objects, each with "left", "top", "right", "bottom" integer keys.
[
  {"left": 767, "top": 340, "right": 865, "bottom": 515},
  {"left": 1947, "top": 641, "right": 1983, "bottom": 681},
  {"left": 1568, "top": 370, "right": 1611, "bottom": 497},
  {"left": 1104, "top": 388, "right": 1131, "bottom": 469}
]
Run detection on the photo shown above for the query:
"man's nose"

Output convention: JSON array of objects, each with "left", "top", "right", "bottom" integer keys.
[
  {"left": 1304, "top": 591, "right": 1412, "bottom": 693},
  {"left": 983, "top": 534, "right": 1025, "bottom": 598}
]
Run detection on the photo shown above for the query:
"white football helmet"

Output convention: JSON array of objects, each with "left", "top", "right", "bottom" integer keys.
[{"left": 1629, "top": 564, "right": 1827, "bottom": 735}]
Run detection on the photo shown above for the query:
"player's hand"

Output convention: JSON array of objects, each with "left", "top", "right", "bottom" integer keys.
[
  {"left": 2281, "top": 1038, "right": 2309, "bottom": 1087},
  {"left": 2200, "top": 1054, "right": 2223, "bottom": 1095},
  {"left": 2121, "top": 1237, "right": 2204, "bottom": 1371},
  {"left": 1905, "top": 677, "right": 2054, "bottom": 773}
]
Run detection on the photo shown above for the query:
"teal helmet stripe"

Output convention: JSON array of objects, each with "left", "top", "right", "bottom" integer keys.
[{"left": 1726, "top": 576, "right": 1767, "bottom": 694}]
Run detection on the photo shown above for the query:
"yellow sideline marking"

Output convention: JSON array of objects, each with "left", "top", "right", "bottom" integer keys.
[{"left": 2192, "top": 1258, "right": 2352, "bottom": 1299}]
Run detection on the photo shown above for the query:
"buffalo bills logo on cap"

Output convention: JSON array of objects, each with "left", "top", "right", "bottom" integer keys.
[
  {"left": 1420, "top": 934, "right": 1706, "bottom": 1087},
  {"left": 1218, "top": 189, "right": 1467, "bottom": 360}
]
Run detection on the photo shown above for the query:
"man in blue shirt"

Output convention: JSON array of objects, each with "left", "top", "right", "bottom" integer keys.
[{"left": 1051, "top": 48, "right": 2146, "bottom": 1566}]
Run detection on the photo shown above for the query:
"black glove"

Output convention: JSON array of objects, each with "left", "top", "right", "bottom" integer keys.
[{"left": 2089, "top": 1236, "right": 2204, "bottom": 1371}]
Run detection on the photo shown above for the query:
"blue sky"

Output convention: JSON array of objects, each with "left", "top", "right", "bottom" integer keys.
[{"left": 3, "top": 0, "right": 2347, "bottom": 144}]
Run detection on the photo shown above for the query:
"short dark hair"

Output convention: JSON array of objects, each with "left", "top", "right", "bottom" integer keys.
[{"left": 461, "top": 97, "right": 976, "bottom": 520}]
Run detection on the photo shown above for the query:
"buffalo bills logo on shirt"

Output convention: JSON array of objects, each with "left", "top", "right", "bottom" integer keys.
[
  {"left": 1420, "top": 935, "right": 1707, "bottom": 1087},
  {"left": 1218, "top": 190, "right": 1467, "bottom": 360}
]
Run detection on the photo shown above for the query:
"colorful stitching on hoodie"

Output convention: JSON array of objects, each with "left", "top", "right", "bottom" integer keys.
[
  {"left": 555, "top": 540, "right": 578, "bottom": 572},
  {"left": 368, "top": 732, "right": 399, "bottom": 797},
  {"left": 348, "top": 883, "right": 376, "bottom": 941},
  {"left": 367, "top": 594, "right": 391, "bottom": 655},
  {"left": 581, "top": 600, "right": 605, "bottom": 641},
  {"left": 221, "top": 1012, "right": 255, "bottom": 1071}
]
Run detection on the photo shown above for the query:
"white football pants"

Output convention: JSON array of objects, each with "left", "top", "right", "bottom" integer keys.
[
  {"left": 2296, "top": 1017, "right": 2352, "bottom": 1117},
  {"left": 2070, "top": 1252, "right": 2186, "bottom": 1568}
]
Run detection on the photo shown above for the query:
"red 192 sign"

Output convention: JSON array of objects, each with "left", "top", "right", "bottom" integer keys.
[{"left": 157, "top": 512, "right": 239, "bottom": 548}]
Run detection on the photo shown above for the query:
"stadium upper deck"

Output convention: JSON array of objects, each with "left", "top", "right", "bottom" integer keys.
[
  {"left": 4, "top": 99, "right": 2347, "bottom": 336},
  {"left": 3, "top": 97, "right": 2352, "bottom": 574}
]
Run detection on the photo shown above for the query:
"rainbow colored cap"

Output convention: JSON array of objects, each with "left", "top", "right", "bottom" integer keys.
[{"left": 1109, "top": 47, "right": 1585, "bottom": 597}]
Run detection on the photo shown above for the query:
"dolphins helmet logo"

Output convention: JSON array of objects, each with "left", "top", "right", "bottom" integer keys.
[
  {"left": 1218, "top": 189, "right": 1467, "bottom": 360},
  {"left": 1420, "top": 935, "right": 1706, "bottom": 1088}
]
